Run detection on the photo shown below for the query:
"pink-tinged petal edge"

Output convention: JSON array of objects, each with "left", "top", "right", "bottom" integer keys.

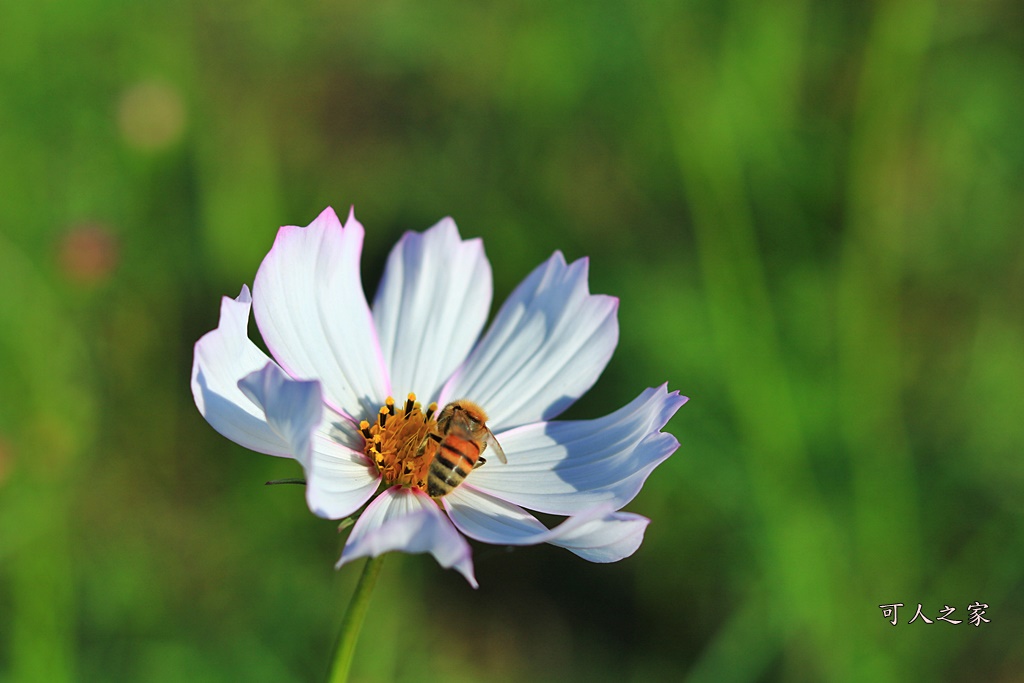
[
  {"left": 252, "top": 207, "right": 390, "bottom": 420},
  {"left": 338, "top": 487, "right": 477, "bottom": 587}
]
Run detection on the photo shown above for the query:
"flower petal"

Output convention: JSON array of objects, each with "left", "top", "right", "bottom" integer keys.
[
  {"left": 444, "top": 488, "right": 648, "bottom": 562},
  {"left": 439, "top": 252, "right": 618, "bottom": 430},
  {"left": 546, "top": 510, "right": 650, "bottom": 563},
  {"left": 467, "top": 385, "right": 686, "bottom": 514},
  {"left": 252, "top": 207, "right": 389, "bottom": 419},
  {"left": 238, "top": 363, "right": 323, "bottom": 469},
  {"left": 372, "top": 218, "right": 492, "bottom": 403},
  {"left": 191, "top": 286, "right": 290, "bottom": 457},
  {"left": 442, "top": 485, "right": 551, "bottom": 544},
  {"left": 236, "top": 363, "right": 380, "bottom": 520},
  {"left": 337, "top": 487, "right": 477, "bottom": 587},
  {"left": 306, "top": 434, "right": 381, "bottom": 520}
]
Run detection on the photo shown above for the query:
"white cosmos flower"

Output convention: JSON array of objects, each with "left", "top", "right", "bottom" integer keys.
[{"left": 192, "top": 207, "right": 686, "bottom": 587}]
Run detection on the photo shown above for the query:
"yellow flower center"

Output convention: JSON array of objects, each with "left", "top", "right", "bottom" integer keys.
[{"left": 360, "top": 393, "right": 438, "bottom": 492}]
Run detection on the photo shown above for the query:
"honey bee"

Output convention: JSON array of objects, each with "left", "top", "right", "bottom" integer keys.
[{"left": 426, "top": 400, "right": 506, "bottom": 498}]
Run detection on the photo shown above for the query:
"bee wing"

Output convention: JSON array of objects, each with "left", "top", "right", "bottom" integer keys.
[{"left": 484, "top": 428, "right": 507, "bottom": 464}]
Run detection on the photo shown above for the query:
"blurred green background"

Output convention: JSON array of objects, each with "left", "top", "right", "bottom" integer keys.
[{"left": 2, "top": 0, "right": 1023, "bottom": 681}]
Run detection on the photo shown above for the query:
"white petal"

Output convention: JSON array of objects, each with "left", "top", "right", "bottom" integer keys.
[
  {"left": 238, "top": 363, "right": 323, "bottom": 469},
  {"left": 443, "top": 485, "right": 550, "bottom": 544},
  {"left": 439, "top": 252, "right": 618, "bottom": 430},
  {"left": 252, "top": 207, "right": 389, "bottom": 419},
  {"left": 194, "top": 285, "right": 379, "bottom": 521},
  {"left": 546, "top": 510, "right": 650, "bottom": 563},
  {"left": 337, "top": 487, "right": 477, "bottom": 587},
  {"left": 467, "top": 385, "right": 686, "bottom": 514},
  {"left": 372, "top": 218, "right": 491, "bottom": 404},
  {"left": 191, "top": 286, "right": 290, "bottom": 457},
  {"left": 237, "top": 363, "right": 379, "bottom": 520},
  {"left": 306, "top": 434, "right": 381, "bottom": 520},
  {"left": 444, "top": 488, "right": 647, "bottom": 562},
  {"left": 317, "top": 405, "right": 365, "bottom": 451}
]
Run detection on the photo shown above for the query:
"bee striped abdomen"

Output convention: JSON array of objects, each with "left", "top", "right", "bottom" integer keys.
[{"left": 427, "top": 435, "right": 480, "bottom": 497}]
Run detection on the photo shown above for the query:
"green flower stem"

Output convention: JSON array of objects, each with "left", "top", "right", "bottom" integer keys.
[{"left": 326, "top": 555, "right": 385, "bottom": 683}]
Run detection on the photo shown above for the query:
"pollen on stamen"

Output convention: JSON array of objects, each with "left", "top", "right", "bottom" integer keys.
[{"left": 361, "top": 393, "right": 438, "bottom": 492}]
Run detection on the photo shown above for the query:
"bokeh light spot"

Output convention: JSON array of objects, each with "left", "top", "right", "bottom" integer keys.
[
  {"left": 117, "top": 81, "right": 186, "bottom": 151},
  {"left": 0, "top": 436, "right": 12, "bottom": 487},
  {"left": 57, "top": 222, "right": 120, "bottom": 285}
]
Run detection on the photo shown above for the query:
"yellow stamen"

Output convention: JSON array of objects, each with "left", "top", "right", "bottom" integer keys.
[{"left": 361, "top": 393, "right": 437, "bottom": 492}]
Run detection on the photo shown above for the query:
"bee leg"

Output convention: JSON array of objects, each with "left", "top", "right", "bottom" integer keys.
[
  {"left": 415, "top": 431, "right": 443, "bottom": 458},
  {"left": 473, "top": 457, "right": 486, "bottom": 470}
]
